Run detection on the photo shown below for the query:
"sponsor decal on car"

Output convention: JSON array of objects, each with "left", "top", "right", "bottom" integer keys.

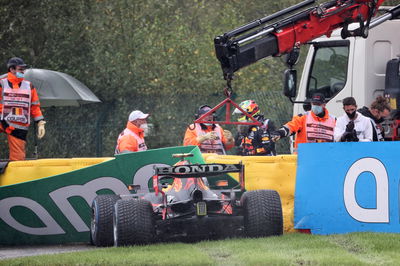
[{"left": 156, "top": 164, "right": 242, "bottom": 176}]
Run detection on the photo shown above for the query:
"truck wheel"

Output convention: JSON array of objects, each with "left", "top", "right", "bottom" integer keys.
[
  {"left": 90, "top": 194, "right": 120, "bottom": 246},
  {"left": 241, "top": 189, "right": 283, "bottom": 237},
  {"left": 113, "top": 199, "right": 155, "bottom": 246}
]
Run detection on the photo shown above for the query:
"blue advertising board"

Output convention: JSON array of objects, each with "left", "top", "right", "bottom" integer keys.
[{"left": 294, "top": 142, "right": 400, "bottom": 234}]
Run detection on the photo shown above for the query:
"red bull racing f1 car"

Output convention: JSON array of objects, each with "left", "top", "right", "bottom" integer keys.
[{"left": 90, "top": 153, "right": 283, "bottom": 246}]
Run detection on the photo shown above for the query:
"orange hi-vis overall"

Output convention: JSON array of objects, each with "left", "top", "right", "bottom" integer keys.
[
  {"left": 194, "top": 123, "right": 226, "bottom": 155},
  {"left": 183, "top": 124, "right": 234, "bottom": 154},
  {"left": 285, "top": 109, "right": 335, "bottom": 152},
  {"left": 305, "top": 112, "right": 335, "bottom": 143},
  {"left": 115, "top": 122, "right": 147, "bottom": 154},
  {"left": 1, "top": 79, "right": 31, "bottom": 126},
  {"left": 0, "top": 73, "right": 44, "bottom": 161}
]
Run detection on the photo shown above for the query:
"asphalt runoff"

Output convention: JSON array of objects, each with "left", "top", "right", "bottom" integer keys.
[{"left": 0, "top": 243, "right": 95, "bottom": 259}]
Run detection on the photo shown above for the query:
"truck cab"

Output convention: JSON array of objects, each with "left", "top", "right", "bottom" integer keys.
[
  {"left": 214, "top": 1, "right": 399, "bottom": 151},
  {"left": 293, "top": 18, "right": 400, "bottom": 133}
]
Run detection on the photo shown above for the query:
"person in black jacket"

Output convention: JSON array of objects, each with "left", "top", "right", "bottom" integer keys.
[
  {"left": 233, "top": 100, "right": 276, "bottom": 156},
  {"left": 358, "top": 96, "right": 391, "bottom": 141}
]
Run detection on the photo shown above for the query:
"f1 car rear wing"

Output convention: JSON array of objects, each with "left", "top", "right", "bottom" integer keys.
[
  {"left": 155, "top": 163, "right": 243, "bottom": 177},
  {"left": 152, "top": 163, "right": 245, "bottom": 195}
]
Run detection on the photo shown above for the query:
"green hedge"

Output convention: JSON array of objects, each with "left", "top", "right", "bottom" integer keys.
[{"left": 0, "top": 0, "right": 321, "bottom": 158}]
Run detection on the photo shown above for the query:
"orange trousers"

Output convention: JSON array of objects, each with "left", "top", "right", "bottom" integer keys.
[{"left": 0, "top": 125, "right": 26, "bottom": 161}]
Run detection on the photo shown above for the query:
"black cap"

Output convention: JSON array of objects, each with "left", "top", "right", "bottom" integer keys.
[
  {"left": 7, "top": 57, "right": 27, "bottom": 70},
  {"left": 198, "top": 105, "right": 213, "bottom": 116},
  {"left": 311, "top": 93, "right": 325, "bottom": 104}
]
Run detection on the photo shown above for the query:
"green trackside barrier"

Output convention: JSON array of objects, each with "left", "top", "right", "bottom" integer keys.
[{"left": 0, "top": 146, "right": 239, "bottom": 245}]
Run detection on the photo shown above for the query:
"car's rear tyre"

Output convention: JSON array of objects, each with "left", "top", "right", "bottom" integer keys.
[
  {"left": 113, "top": 199, "right": 155, "bottom": 246},
  {"left": 241, "top": 189, "right": 283, "bottom": 237},
  {"left": 91, "top": 194, "right": 121, "bottom": 246}
]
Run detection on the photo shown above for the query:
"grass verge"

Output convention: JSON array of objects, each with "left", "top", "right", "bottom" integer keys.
[{"left": 1, "top": 232, "right": 400, "bottom": 266}]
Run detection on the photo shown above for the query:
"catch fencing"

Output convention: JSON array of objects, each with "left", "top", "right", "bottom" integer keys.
[{"left": 0, "top": 90, "right": 293, "bottom": 159}]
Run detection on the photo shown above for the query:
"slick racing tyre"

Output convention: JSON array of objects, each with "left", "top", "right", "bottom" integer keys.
[
  {"left": 90, "top": 194, "right": 121, "bottom": 246},
  {"left": 113, "top": 199, "right": 155, "bottom": 246},
  {"left": 241, "top": 189, "right": 283, "bottom": 237}
]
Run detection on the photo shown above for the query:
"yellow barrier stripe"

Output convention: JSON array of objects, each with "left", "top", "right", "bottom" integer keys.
[
  {"left": 0, "top": 157, "right": 113, "bottom": 186},
  {"left": 0, "top": 154, "right": 298, "bottom": 233},
  {"left": 203, "top": 154, "right": 297, "bottom": 233}
]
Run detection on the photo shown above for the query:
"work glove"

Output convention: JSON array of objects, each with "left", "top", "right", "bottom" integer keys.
[
  {"left": 341, "top": 130, "right": 359, "bottom": 142},
  {"left": 345, "top": 120, "right": 355, "bottom": 132},
  {"left": 271, "top": 133, "right": 281, "bottom": 142},
  {"left": 271, "top": 129, "right": 286, "bottom": 142},
  {"left": 196, "top": 131, "right": 218, "bottom": 143},
  {"left": 341, "top": 121, "right": 359, "bottom": 142},
  {"left": 223, "top": 129, "right": 234, "bottom": 143},
  {"left": 37, "top": 120, "right": 46, "bottom": 139}
]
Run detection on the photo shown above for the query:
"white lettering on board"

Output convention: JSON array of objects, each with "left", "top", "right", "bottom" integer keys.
[
  {"left": 0, "top": 197, "right": 65, "bottom": 235},
  {"left": 132, "top": 163, "right": 170, "bottom": 192},
  {"left": 344, "top": 158, "right": 389, "bottom": 223},
  {"left": 49, "top": 177, "right": 129, "bottom": 232}
]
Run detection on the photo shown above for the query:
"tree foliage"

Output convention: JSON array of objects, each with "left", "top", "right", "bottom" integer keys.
[{"left": 4, "top": 0, "right": 371, "bottom": 157}]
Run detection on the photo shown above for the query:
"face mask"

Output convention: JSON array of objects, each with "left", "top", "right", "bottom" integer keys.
[
  {"left": 140, "top": 123, "right": 149, "bottom": 135},
  {"left": 311, "top": 105, "right": 323, "bottom": 115},
  {"left": 203, "top": 123, "right": 213, "bottom": 126},
  {"left": 346, "top": 111, "right": 356, "bottom": 119},
  {"left": 16, "top": 72, "right": 24, "bottom": 78}
]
